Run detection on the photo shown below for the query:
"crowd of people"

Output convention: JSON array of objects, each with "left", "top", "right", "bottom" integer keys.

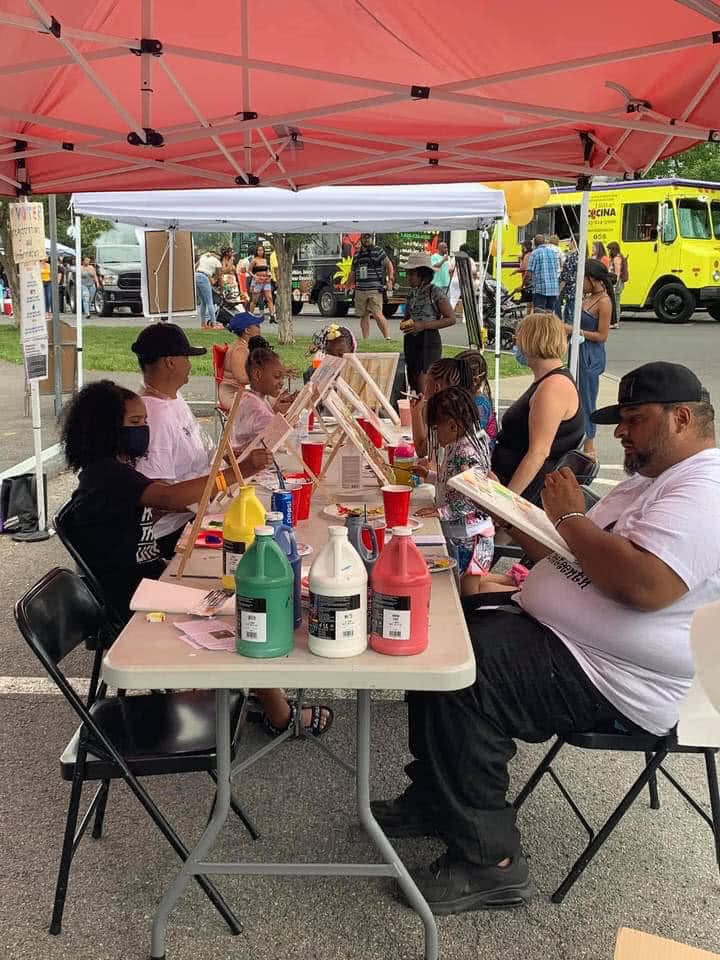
[{"left": 195, "top": 241, "right": 278, "bottom": 329}]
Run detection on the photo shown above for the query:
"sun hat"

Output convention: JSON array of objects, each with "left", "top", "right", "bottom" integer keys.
[{"left": 405, "top": 253, "right": 434, "bottom": 270}]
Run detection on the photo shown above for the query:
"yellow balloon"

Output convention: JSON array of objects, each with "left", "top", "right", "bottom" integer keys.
[{"left": 509, "top": 206, "right": 534, "bottom": 227}]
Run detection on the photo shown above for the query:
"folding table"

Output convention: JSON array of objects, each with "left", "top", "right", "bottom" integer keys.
[{"left": 103, "top": 493, "right": 475, "bottom": 960}]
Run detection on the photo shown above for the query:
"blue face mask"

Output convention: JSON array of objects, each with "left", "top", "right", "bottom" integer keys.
[
  {"left": 512, "top": 344, "right": 529, "bottom": 367},
  {"left": 119, "top": 425, "right": 150, "bottom": 459}
]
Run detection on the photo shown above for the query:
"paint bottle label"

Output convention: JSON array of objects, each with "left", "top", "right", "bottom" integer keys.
[
  {"left": 223, "top": 539, "right": 246, "bottom": 577},
  {"left": 237, "top": 596, "right": 267, "bottom": 644},
  {"left": 372, "top": 593, "right": 411, "bottom": 641},
  {"left": 309, "top": 592, "right": 362, "bottom": 641}
]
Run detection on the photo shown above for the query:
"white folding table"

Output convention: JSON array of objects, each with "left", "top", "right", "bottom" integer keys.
[{"left": 102, "top": 491, "right": 475, "bottom": 960}]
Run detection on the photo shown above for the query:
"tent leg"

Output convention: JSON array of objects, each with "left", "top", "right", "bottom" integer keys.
[
  {"left": 494, "top": 221, "right": 503, "bottom": 415},
  {"left": 167, "top": 227, "right": 175, "bottom": 323},
  {"left": 49, "top": 194, "right": 62, "bottom": 416},
  {"left": 74, "top": 216, "right": 83, "bottom": 389},
  {"left": 569, "top": 187, "right": 590, "bottom": 382}
]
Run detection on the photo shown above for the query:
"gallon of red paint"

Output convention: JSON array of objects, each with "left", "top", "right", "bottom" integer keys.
[{"left": 369, "top": 526, "right": 431, "bottom": 656}]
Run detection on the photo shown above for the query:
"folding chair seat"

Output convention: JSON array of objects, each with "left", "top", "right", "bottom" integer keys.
[
  {"left": 212, "top": 342, "right": 231, "bottom": 438},
  {"left": 513, "top": 706, "right": 720, "bottom": 902},
  {"left": 15, "top": 568, "right": 256, "bottom": 937}
]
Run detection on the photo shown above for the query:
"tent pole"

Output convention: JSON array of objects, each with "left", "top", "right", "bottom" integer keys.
[
  {"left": 74, "top": 215, "right": 83, "bottom": 389},
  {"left": 477, "top": 232, "right": 483, "bottom": 348},
  {"left": 494, "top": 221, "right": 503, "bottom": 415},
  {"left": 569, "top": 187, "right": 591, "bottom": 382},
  {"left": 49, "top": 193, "right": 63, "bottom": 416},
  {"left": 167, "top": 227, "right": 175, "bottom": 323}
]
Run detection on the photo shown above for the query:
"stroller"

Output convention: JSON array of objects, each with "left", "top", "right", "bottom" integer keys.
[
  {"left": 482, "top": 276, "right": 524, "bottom": 351},
  {"left": 212, "top": 289, "right": 248, "bottom": 329}
]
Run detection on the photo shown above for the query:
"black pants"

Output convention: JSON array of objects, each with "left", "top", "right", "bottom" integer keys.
[
  {"left": 405, "top": 595, "right": 642, "bottom": 866},
  {"left": 155, "top": 525, "right": 185, "bottom": 561}
]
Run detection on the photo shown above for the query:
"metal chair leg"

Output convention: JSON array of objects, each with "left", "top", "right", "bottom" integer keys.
[
  {"left": 207, "top": 770, "right": 259, "bottom": 840},
  {"left": 704, "top": 750, "right": 720, "bottom": 875},
  {"left": 50, "top": 768, "right": 85, "bottom": 935},
  {"left": 551, "top": 747, "right": 668, "bottom": 903},
  {"left": 645, "top": 752, "right": 660, "bottom": 810},
  {"left": 514, "top": 738, "right": 565, "bottom": 811},
  {"left": 92, "top": 781, "right": 111, "bottom": 839}
]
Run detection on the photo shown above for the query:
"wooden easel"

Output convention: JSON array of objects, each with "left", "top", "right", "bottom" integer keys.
[{"left": 176, "top": 388, "right": 246, "bottom": 577}]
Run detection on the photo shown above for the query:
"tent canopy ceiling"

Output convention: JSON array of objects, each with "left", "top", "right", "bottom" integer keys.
[
  {"left": 70, "top": 182, "right": 506, "bottom": 232},
  {"left": 1, "top": 1, "right": 720, "bottom": 196}
]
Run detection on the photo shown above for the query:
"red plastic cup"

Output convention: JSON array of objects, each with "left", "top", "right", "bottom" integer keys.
[
  {"left": 286, "top": 480, "right": 312, "bottom": 525},
  {"left": 301, "top": 441, "right": 324, "bottom": 477},
  {"left": 386, "top": 445, "right": 398, "bottom": 465},
  {"left": 361, "top": 520, "right": 386, "bottom": 553},
  {"left": 381, "top": 484, "right": 412, "bottom": 529},
  {"left": 357, "top": 418, "right": 383, "bottom": 448},
  {"left": 308, "top": 410, "right": 315, "bottom": 432}
]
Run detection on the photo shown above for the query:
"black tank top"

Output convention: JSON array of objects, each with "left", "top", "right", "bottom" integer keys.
[{"left": 491, "top": 366, "right": 584, "bottom": 498}]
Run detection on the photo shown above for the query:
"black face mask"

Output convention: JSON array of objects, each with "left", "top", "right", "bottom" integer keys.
[{"left": 119, "top": 425, "right": 150, "bottom": 460}]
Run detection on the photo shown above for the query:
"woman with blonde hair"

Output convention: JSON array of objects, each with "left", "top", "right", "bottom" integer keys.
[{"left": 491, "top": 311, "right": 584, "bottom": 499}]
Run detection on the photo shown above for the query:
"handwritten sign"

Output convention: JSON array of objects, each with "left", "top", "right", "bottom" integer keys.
[
  {"left": 18, "top": 262, "right": 45, "bottom": 342},
  {"left": 9, "top": 203, "right": 45, "bottom": 264}
]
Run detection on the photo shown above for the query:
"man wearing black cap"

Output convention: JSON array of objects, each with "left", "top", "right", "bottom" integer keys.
[
  {"left": 131, "top": 322, "right": 269, "bottom": 557},
  {"left": 374, "top": 362, "right": 720, "bottom": 914}
]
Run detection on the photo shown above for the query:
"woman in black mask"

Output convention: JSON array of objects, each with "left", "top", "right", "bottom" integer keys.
[{"left": 60, "top": 380, "right": 271, "bottom": 624}]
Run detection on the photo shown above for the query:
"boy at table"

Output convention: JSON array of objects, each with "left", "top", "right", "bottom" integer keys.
[{"left": 373, "top": 363, "right": 720, "bottom": 915}]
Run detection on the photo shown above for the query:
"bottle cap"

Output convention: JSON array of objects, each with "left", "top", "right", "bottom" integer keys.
[
  {"left": 266, "top": 511, "right": 283, "bottom": 522},
  {"left": 255, "top": 525, "right": 274, "bottom": 536},
  {"left": 328, "top": 525, "right": 348, "bottom": 537},
  {"left": 392, "top": 526, "right": 412, "bottom": 536}
]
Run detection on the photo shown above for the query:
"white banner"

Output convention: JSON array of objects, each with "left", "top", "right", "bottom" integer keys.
[
  {"left": 9, "top": 202, "right": 45, "bottom": 264},
  {"left": 18, "top": 261, "right": 45, "bottom": 342}
]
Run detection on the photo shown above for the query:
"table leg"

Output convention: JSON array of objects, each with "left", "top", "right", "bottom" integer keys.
[
  {"left": 355, "top": 690, "right": 439, "bottom": 960},
  {"left": 151, "top": 689, "right": 233, "bottom": 959}
]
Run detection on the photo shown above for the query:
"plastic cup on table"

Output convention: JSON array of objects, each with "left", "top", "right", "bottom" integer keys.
[
  {"left": 285, "top": 473, "right": 313, "bottom": 525},
  {"left": 381, "top": 484, "right": 412, "bottom": 529},
  {"left": 357, "top": 418, "right": 383, "bottom": 448},
  {"left": 386, "top": 445, "right": 398, "bottom": 465},
  {"left": 361, "top": 519, "right": 386, "bottom": 553},
  {"left": 308, "top": 410, "right": 315, "bottom": 432},
  {"left": 301, "top": 441, "right": 324, "bottom": 478}
]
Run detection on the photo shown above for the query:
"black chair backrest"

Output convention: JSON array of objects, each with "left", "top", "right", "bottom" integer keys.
[
  {"left": 15, "top": 568, "right": 105, "bottom": 669},
  {"left": 54, "top": 499, "right": 124, "bottom": 636}
]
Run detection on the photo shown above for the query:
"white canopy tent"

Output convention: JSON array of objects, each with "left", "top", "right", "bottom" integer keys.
[{"left": 72, "top": 181, "right": 507, "bottom": 400}]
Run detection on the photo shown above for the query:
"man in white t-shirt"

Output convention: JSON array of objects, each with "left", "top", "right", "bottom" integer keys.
[
  {"left": 373, "top": 361, "right": 720, "bottom": 914},
  {"left": 131, "top": 323, "right": 270, "bottom": 557}
]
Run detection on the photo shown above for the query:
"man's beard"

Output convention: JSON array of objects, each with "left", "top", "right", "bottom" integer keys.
[
  {"left": 623, "top": 450, "right": 651, "bottom": 475},
  {"left": 623, "top": 424, "right": 672, "bottom": 476}
]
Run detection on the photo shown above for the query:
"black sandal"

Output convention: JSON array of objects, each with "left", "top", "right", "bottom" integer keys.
[{"left": 263, "top": 700, "right": 334, "bottom": 738}]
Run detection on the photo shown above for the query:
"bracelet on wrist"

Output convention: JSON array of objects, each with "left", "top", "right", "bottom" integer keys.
[{"left": 554, "top": 512, "right": 585, "bottom": 531}]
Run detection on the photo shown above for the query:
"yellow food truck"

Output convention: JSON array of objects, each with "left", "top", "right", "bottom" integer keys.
[{"left": 501, "top": 179, "right": 720, "bottom": 323}]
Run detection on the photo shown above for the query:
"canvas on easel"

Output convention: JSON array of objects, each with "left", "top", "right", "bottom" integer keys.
[
  {"left": 334, "top": 377, "right": 398, "bottom": 445},
  {"left": 343, "top": 353, "right": 400, "bottom": 424},
  {"left": 321, "top": 388, "right": 395, "bottom": 487}
]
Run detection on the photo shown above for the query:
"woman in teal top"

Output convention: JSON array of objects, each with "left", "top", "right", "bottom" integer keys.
[{"left": 565, "top": 259, "right": 614, "bottom": 461}]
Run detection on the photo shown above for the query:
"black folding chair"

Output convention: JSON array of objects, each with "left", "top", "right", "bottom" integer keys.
[
  {"left": 15, "top": 568, "right": 257, "bottom": 936},
  {"left": 513, "top": 725, "right": 720, "bottom": 902}
]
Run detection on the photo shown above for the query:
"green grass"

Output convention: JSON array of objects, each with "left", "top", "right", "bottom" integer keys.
[{"left": 0, "top": 325, "right": 523, "bottom": 378}]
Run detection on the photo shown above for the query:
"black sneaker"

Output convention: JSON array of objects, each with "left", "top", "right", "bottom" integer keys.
[
  {"left": 370, "top": 793, "right": 438, "bottom": 838},
  {"left": 402, "top": 852, "right": 536, "bottom": 915}
]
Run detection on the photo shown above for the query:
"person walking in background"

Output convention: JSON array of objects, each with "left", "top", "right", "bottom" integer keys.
[
  {"left": 346, "top": 232, "right": 393, "bottom": 340},
  {"left": 607, "top": 241, "right": 627, "bottom": 329},
  {"left": 248, "top": 242, "right": 276, "bottom": 322},
  {"left": 194, "top": 248, "right": 221, "bottom": 328},
  {"left": 547, "top": 234, "right": 564, "bottom": 274},
  {"left": 559, "top": 238, "right": 580, "bottom": 325},
  {"left": 591, "top": 241, "right": 609, "bottom": 267},
  {"left": 219, "top": 247, "right": 245, "bottom": 310},
  {"left": 526, "top": 235, "right": 559, "bottom": 314},
  {"left": 80, "top": 256, "right": 98, "bottom": 319},
  {"left": 432, "top": 241, "right": 451, "bottom": 291},
  {"left": 565, "top": 259, "right": 614, "bottom": 462},
  {"left": 40, "top": 257, "right": 51, "bottom": 315}
]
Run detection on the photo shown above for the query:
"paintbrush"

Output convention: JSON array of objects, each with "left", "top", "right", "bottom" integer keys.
[{"left": 262, "top": 440, "right": 285, "bottom": 489}]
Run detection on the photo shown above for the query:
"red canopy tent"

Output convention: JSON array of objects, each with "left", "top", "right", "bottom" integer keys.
[{"left": 1, "top": 0, "right": 719, "bottom": 195}]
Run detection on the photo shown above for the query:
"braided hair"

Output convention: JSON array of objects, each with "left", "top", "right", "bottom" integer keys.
[
  {"left": 427, "top": 356, "right": 473, "bottom": 392},
  {"left": 426, "top": 386, "right": 489, "bottom": 472},
  {"left": 585, "top": 258, "right": 618, "bottom": 327},
  {"left": 246, "top": 343, "right": 281, "bottom": 381},
  {"left": 454, "top": 349, "right": 492, "bottom": 403}
]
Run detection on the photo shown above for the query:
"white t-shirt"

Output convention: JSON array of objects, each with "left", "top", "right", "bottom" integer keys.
[
  {"left": 136, "top": 393, "right": 215, "bottom": 539},
  {"left": 517, "top": 448, "right": 720, "bottom": 735},
  {"left": 196, "top": 253, "right": 221, "bottom": 277},
  {"left": 232, "top": 390, "right": 274, "bottom": 452}
]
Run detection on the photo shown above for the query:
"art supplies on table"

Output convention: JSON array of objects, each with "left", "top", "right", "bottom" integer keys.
[
  {"left": 222, "top": 485, "right": 266, "bottom": 590},
  {"left": 308, "top": 525, "right": 367, "bottom": 658},
  {"left": 235, "top": 525, "right": 294, "bottom": 659},
  {"left": 447, "top": 468, "right": 577, "bottom": 563},
  {"left": 130, "top": 579, "right": 235, "bottom": 617},
  {"left": 175, "top": 618, "right": 236, "bottom": 651},
  {"left": 370, "top": 525, "right": 431, "bottom": 656},
  {"left": 266, "top": 511, "right": 302, "bottom": 628}
]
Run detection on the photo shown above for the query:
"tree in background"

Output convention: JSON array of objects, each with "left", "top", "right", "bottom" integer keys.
[
  {"left": 271, "top": 232, "right": 318, "bottom": 345},
  {"left": 194, "top": 231, "right": 233, "bottom": 255},
  {"left": 646, "top": 144, "right": 720, "bottom": 181}
]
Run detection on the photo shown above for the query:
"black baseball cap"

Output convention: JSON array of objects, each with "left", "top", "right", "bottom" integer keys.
[
  {"left": 131, "top": 322, "right": 207, "bottom": 363},
  {"left": 591, "top": 361, "right": 705, "bottom": 425}
]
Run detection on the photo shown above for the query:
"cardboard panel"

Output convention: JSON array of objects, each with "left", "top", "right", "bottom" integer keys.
[
  {"left": 615, "top": 928, "right": 719, "bottom": 960},
  {"left": 144, "top": 230, "right": 196, "bottom": 315}
]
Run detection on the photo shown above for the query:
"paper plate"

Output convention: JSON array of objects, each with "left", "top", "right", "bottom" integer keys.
[
  {"left": 322, "top": 502, "right": 422, "bottom": 530},
  {"left": 424, "top": 555, "right": 457, "bottom": 573}
]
